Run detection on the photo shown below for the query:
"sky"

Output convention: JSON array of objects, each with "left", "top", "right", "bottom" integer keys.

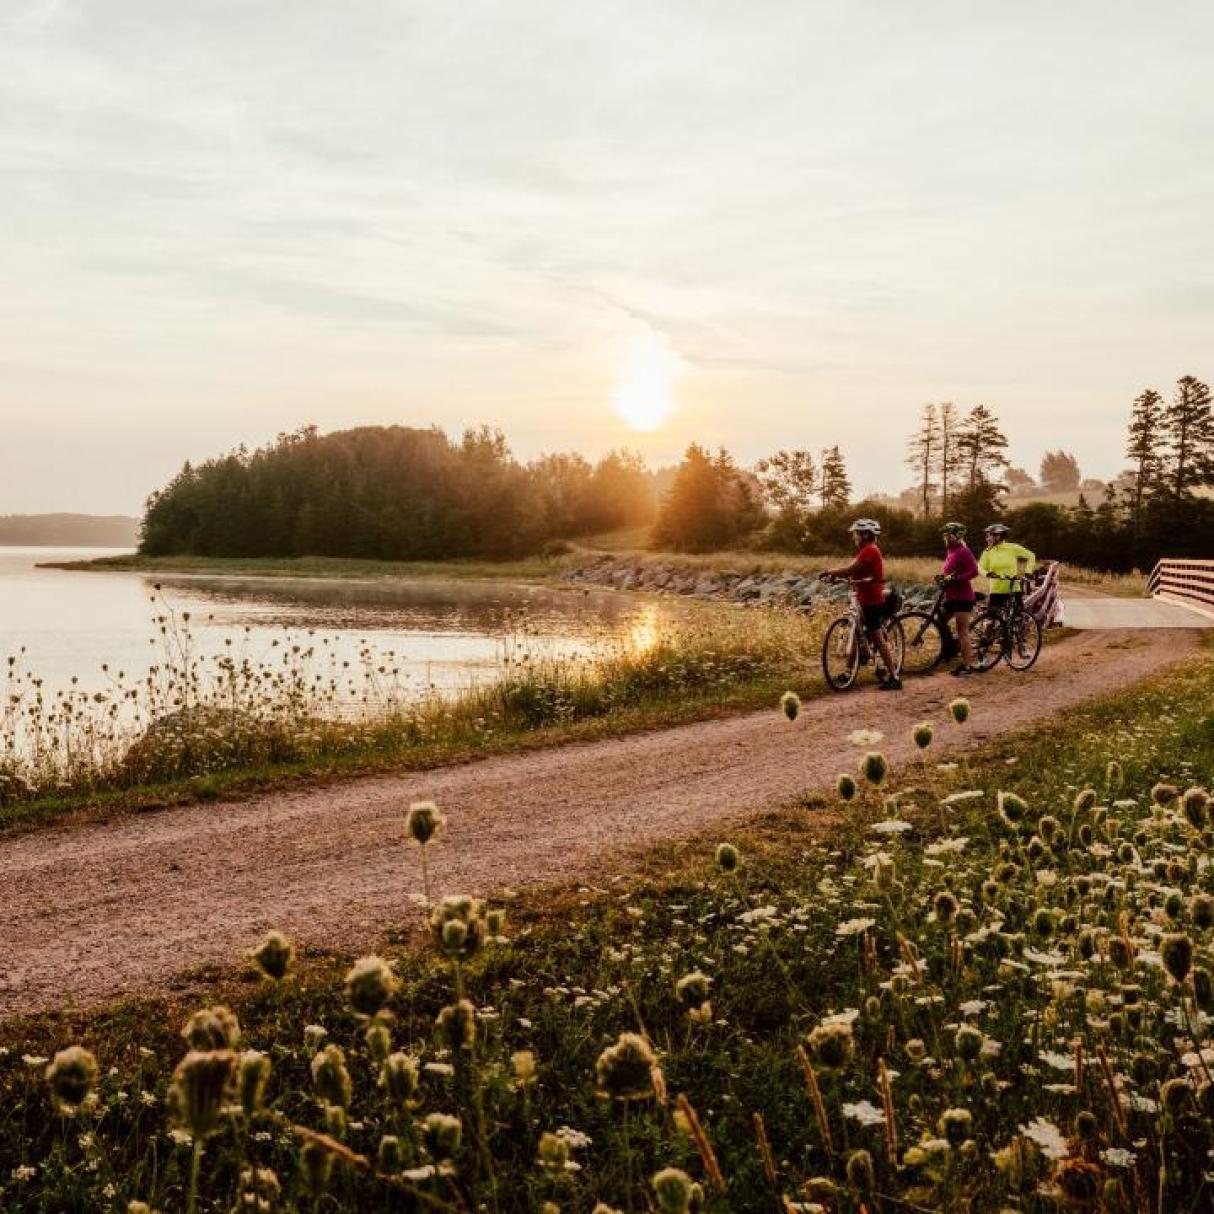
[{"left": 2, "top": 0, "right": 1212, "bottom": 515}]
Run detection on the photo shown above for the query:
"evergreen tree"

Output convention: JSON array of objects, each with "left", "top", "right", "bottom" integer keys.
[
  {"left": 955, "top": 405, "right": 1009, "bottom": 490},
  {"left": 1124, "top": 388, "right": 1165, "bottom": 522},
  {"left": 905, "top": 403, "right": 940, "bottom": 516},
  {"left": 1039, "top": 450, "right": 1081, "bottom": 493},
  {"left": 1161, "top": 375, "right": 1214, "bottom": 500},
  {"left": 937, "top": 403, "right": 962, "bottom": 514},
  {"left": 651, "top": 445, "right": 761, "bottom": 552},
  {"left": 818, "top": 446, "right": 852, "bottom": 509}
]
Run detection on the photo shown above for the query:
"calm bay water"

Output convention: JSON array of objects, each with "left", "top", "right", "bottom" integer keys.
[{"left": 0, "top": 547, "right": 668, "bottom": 701}]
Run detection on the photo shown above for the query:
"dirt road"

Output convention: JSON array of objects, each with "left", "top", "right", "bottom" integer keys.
[{"left": 0, "top": 627, "right": 1198, "bottom": 1018}]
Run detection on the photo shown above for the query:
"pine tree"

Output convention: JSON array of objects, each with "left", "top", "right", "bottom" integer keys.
[
  {"left": 1124, "top": 388, "right": 1165, "bottom": 522},
  {"left": 937, "top": 403, "right": 961, "bottom": 514},
  {"left": 1161, "top": 375, "right": 1214, "bottom": 500},
  {"left": 905, "top": 404, "right": 940, "bottom": 517},
  {"left": 955, "top": 405, "right": 1009, "bottom": 490},
  {"left": 818, "top": 446, "right": 852, "bottom": 509}
]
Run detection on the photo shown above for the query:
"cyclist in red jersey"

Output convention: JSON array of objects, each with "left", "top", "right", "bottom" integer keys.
[{"left": 821, "top": 518, "right": 902, "bottom": 691}]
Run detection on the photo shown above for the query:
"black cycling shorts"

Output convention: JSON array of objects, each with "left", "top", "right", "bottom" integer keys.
[
  {"left": 942, "top": 600, "right": 974, "bottom": 618},
  {"left": 861, "top": 604, "right": 886, "bottom": 635}
]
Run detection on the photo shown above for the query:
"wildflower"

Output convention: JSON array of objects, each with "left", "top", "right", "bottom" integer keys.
[
  {"left": 512, "top": 1050, "right": 538, "bottom": 1086},
  {"left": 1160, "top": 1077, "right": 1191, "bottom": 1116},
  {"left": 1152, "top": 782, "right": 1180, "bottom": 807},
  {"left": 912, "top": 722, "right": 933, "bottom": 749},
  {"left": 299, "top": 1139, "right": 334, "bottom": 1195},
  {"left": 780, "top": 691, "right": 801, "bottom": 721},
  {"left": 1182, "top": 786, "right": 1210, "bottom": 830},
  {"left": 182, "top": 1006, "right": 241, "bottom": 1051},
  {"left": 406, "top": 800, "right": 444, "bottom": 845},
  {"left": 1194, "top": 968, "right": 1214, "bottom": 1011},
  {"left": 998, "top": 791, "right": 1028, "bottom": 826},
  {"left": 861, "top": 752, "right": 888, "bottom": 785},
  {"left": 653, "top": 1167, "right": 697, "bottom": 1214},
  {"left": 437, "top": 999, "right": 477, "bottom": 1051},
  {"left": 421, "top": 1112, "right": 462, "bottom": 1160},
  {"left": 949, "top": 697, "right": 971, "bottom": 724},
  {"left": 380, "top": 1053, "right": 419, "bottom": 1106},
  {"left": 365, "top": 1021, "right": 392, "bottom": 1062},
  {"left": 675, "top": 970, "right": 712, "bottom": 1009},
  {"left": 1106, "top": 760, "right": 1123, "bottom": 790},
  {"left": 845, "top": 1149, "right": 875, "bottom": 1194},
  {"left": 1073, "top": 788, "right": 1097, "bottom": 813},
  {"left": 595, "top": 1032, "right": 659, "bottom": 1101},
  {"left": 932, "top": 890, "right": 960, "bottom": 924},
  {"left": 167, "top": 1050, "right": 236, "bottom": 1140},
  {"left": 45, "top": 1046, "right": 99, "bottom": 1116},
  {"left": 303, "top": 1025, "right": 328, "bottom": 1053},
  {"left": 378, "top": 1135, "right": 406, "bottom": 1171},
  {"left": 1161, "top": 933, "right": 1194, "bottom": 984},
  {"left": 429, "top": 895, "right": 485, "bottom": 960},
  {"left": 715, "top": 843, "right": 740, "bottom": 873},
  {"left": 485, "top": 907, "right": 507, "bottom": 936},
  {"left": 538, "top": 1131, "right": 572, "bottom": 1172},
  {"left": 938, "top": 1107, "right": 972, "bottom": 1147},
  {"left": 1053, "top": 1157, "right": 1104, "bottom": 1206},
  {"left": 955, "top": 1025, "right": 984, "bottom": 1062},
  {"left": 837, "top": 774, "right": 857, "bottom": 801},
  {"left": 238, "top": 1050, "right": 271, "bottom": 1116},
  {"left": 344, "top": 955, "right": 397, "bottom": 1017},
  {"left": 806, "top": 1022, "right": 854, "bottom": 1071},
  {"left": 311, "top": 1045, "right": 353, "bottom": 1110},
  {"left": 237, "top": 1166, "right": 280, "bottom": 1210},
  {"left": 252, "top": 931, "right": 294, "bottom": 981}
]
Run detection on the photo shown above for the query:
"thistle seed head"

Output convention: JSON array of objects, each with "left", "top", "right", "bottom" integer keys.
[
  {"left": 837, "top": 773, "right": 857, "bottom": 801},
  {"left": 949, "top": 697, "right": 971, "bottom": 724},
  {"left": 860, "top": 751, "right": 888, "bottom": 785},
  {"left": 421, "top": 1112, "right": 462, "bottom": 1160},
  {"left": 955, "top": 1024, "right": 984, "bottom": 1062},
  {"left": 537, "top": 1130, "right": 571, "bottom": 1172},
  {"left": 1073, "top": 788, "right": 1098, "bottom": 813},
  {"left": 437, "top": 999, "right": 477, "bottom": 1051},
  {"left": 1161, "top": 933, "right": 1194, "bottom": 984},
  {"left": 378, "top": 1135, "right": 405, "bottom": 1172},
  {"left": 806, "top": 1021, "right": 854, "bottom": 1071},
  {"left": 252, "top": 931, "right": 294, "bottom": 982},
  {"left": 405, "top": 800, "right": 443, "bottom": 845},
  {"left": 168, "top": 1050, "right": 237, "bottom": 1141},
  {"left": 1152, "top": 782, "right": 1180, "bottom": 808},
  {"left": 845, "top": 1149, "right": 876, "bottom": 1193},
  {"left": 429, "top": 895, "right": 485, "bottom": 960},
  {"left": 675, "top": 970, "right": 712, "bottom": 1009},
  {"left": 364, "top": 1021, "right": 392, "bottom": 1062},
  {"left": 912, "top": 722, "right": 933, "bottom": 749},
  {"left": 300, "top": 1139, "right": 334, "bottom": 1195},
  {"left": 182, "top": 1005, "right": 241, "bottom": 1051},
  {"left": 780, "top": 691, "right": 801, "bottom": 721},
  {"left": 379, "top": 1052, "right": 420, "bottom": 1106},
  {"left": 310, "top": 1044, "right": 353, "bottom": 1109},
  {"left": 715, "top": 842, "right": 740, "bottom": 873},
  {"left": 653, "top": 1167, "right": 694, "bottom": 1214},
  {"left": 1182, "top": 787, "right": 1210, "bottom": 830},
  {"left": 238, "top": 1050, "right": 270, "bottom": 1117}
]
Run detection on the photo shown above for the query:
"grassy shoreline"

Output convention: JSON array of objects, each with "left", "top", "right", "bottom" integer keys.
[{"left": 1, "top": 640, "right": 1209, "bottom": 1211}]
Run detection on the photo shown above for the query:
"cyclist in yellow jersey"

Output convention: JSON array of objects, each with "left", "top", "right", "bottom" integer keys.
[{"left": 978, "top": 523, "right": 1036, "bottom": 615}]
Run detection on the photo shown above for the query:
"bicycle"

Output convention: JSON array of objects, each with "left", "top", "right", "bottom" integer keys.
[
  {"left": 971, "top": 574, "right": 1042, "bottom": 672},
  {"left": 896, "top": 583, "right": 952, "bottom": 675},
  {"left": 819, "top": 576, "right": 905, "bottom": 691}
]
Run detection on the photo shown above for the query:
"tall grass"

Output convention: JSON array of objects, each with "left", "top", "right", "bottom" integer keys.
[{"left": 0, "top": 591, "right": 823, "bottom": 811}]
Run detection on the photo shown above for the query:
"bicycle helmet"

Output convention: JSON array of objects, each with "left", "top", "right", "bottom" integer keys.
[
  {"left": 941, "top": 521, "right": 966, "bottom": 538},
  {"left": 848, "top": 518, "right": 881, "bottom": 537},
  {"left": 984, "top": 523, "right": 1010, "bottom": 538}
]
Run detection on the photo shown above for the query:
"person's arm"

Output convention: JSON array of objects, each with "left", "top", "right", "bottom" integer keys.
[
  {"left": 1013, "top": 544, "right": 1036, "bottom": 572},
  {"left": 978, "top": 549, "right": 992, "bottom": 577},
  {"left": 822, "top": 555, "right": 867, "bottom": 580}
]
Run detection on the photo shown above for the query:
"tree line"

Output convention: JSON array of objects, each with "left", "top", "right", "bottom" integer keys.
[{"left": 140, "top": 375, "right": 1212, "bottom": 570}]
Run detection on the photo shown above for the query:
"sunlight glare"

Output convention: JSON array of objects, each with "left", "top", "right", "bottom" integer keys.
[{"left": 611, "top": 330, "right": 685, "bottom": 432}]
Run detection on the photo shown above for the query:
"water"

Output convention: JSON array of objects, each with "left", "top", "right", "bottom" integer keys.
[{"left": 0, "top": 547, "right": 670, "bottom": 703}]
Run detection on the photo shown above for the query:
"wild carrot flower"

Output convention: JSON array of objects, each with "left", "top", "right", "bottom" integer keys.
[
  {"left": 949, "top": 697, "right": 970, "bottom": 724},
  {"left": 344, "top": 956, "right": 397, "bottom": 1017},
  {"left": 45, "top": 1046, "right": 98, "bottom": 1116},
  {"left": 807, "top": 1022, "right": 854, "bottom": 1071},
  {"left": 595, "top": 1032, "right": 659, "bottom": 1101},
  {"left": 182, "top": 1006, "right": 241, "bottom": 1051},
  {"left": 715, "top": 843, "right": 739, "bottom": 873},
  {"left": 512, "top": 1050, "right": 538, "bottom": 1086},
  {"left": 311, "top": 1045, "right": 352, "bottom": 1110},
  {"left": 780, "top": 691, "right": 801, "bottom": 721},
  {"left": 421, "top": 1112, "right": 462, "bottom": 1160},
  {"left": 237, "top": 1050, "right": 270, "bottom": 1116},
  {"left": 252, "top": 931, "right": 294, "bottom": 981},
  {"left": 954, "top": 1025, "right": 984, "bottom": 1062},
  {"left": 406, "top": 800, "right": 444, "bottom": 845},
  {"left": 168, "top": 1050, "right": 236, "bottom": 1140},
  {"left": 861, "top": 752, "right": 888, "bottom": 785}
]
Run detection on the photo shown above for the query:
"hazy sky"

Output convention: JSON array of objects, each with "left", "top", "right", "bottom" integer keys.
[{"left": 3, "top": 0, "right": 1212, "bottom": 514}]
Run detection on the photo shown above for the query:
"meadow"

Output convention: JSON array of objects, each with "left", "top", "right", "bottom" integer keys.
[{"left": 1, "top": 641, "right": 1210, "bottom": 1212}]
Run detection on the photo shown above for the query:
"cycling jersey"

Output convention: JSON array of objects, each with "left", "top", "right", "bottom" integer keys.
[
  {"left": 941, "top": 544, "right": 979, "bottom": 602},
  {"left": 978, "top": 542, "right": 1035, "bottom": 595},
  {"left": 852, "top": 542, "right": 885, "bottom": 607}
]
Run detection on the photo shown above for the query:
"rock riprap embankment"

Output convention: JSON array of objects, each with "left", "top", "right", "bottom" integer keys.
[{"left": 564, "top": 555, "right": 934, "bottom": 610}]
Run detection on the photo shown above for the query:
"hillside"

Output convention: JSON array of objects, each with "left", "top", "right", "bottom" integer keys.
[{"left": 0, "top": 513, "right": 139, "bottom": 548}]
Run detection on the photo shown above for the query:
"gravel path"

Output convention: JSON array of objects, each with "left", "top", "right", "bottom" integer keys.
[{"left": 0, "top": 626, "right": 1198, "bottom": 1017}]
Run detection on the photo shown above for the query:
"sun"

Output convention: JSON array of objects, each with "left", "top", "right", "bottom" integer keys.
[{"left": 611, "top": 330, "right": 685, "bottom": 432}]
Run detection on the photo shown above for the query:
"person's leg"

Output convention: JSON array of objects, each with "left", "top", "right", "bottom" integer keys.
[
  {"left": 939, "top": 602, "right": 960, "bottom": 659},
  {"left": 873, "top": 629, "right": 900, "bottom": 686},
  {"left": 955, "top": 610, "right": 974, "bottom": 668}
]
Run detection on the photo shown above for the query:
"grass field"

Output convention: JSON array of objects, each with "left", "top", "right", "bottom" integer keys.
[{"left": 3, "top": 640, "right": 1210, "bottom": 1211}]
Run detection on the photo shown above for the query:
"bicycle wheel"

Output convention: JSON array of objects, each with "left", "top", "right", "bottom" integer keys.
[
  {"left": 1006, "top": 612, "right": 1042, "bottom": 671},
  {"left": 898, "top": 610, "right": 945, "bottom": 675},
  {"left": 821, "top": 615, "right": 860, "bottom": 691},
  {"left": 971, "top": 614, "right": 1004, "bottom": 672}
]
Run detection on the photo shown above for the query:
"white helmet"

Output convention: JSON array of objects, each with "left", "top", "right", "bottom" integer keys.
[{"left": 848, "top": 518, "right": 881, "bottom": 537}]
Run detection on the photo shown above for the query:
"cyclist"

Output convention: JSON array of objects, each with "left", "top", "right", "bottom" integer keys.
[
  {"left": 821, "top": 519, "right": 902, "bottom": 691},
  {"left": 978, "top": 523, "right": 1036, "bottom": 616},
  {"left": 936, "top": 521, "right": 978, "bottom": 677}
]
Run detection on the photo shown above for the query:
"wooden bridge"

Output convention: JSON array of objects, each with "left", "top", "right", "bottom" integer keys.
[{"left": 1063, "top": 558, "right": 1214, "bottom": 630}]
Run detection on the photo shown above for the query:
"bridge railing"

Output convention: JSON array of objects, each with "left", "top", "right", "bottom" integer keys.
[{"left": 1146, "top": 559, "right": 1214, "bottom": 614}]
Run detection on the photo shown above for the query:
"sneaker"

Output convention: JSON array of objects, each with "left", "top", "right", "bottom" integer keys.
[
  {"left": 950, "top": 665, "right": 974, "bottom": 678},
  {"left": 877, "top": 676, "right": 903, "bottom": 692}
]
